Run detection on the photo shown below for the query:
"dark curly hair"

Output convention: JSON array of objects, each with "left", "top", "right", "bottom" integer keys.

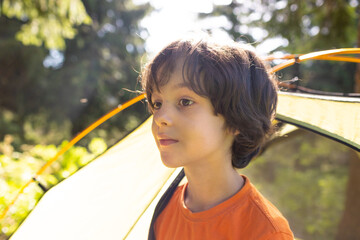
[{"left": 141, "top": 36, "right": 278, "bottom": 169}]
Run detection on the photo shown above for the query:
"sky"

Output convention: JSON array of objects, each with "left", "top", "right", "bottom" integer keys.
[
  {"left": 134, "top": 0, "right": 288, "bottom": 56},
  {"left": 135, "top": 0, "right": 232, "bottom": 54}
]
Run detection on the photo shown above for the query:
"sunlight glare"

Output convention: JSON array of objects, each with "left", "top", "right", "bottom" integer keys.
[
  {"left": 138, "top": 0, "right": 229, "bottom": 54},
  {"left": 136, "top": 0, "right": 284, "bottom": 55}
]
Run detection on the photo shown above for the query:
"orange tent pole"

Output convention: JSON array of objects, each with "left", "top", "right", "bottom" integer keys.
[
  {"left": 263, "top": 54, "right": 360, "bottom": 63},
  {"left": 312, "top": 55, "right": 360, "bottom": 63},
  {"left": 269, "top": 48, "right": 360, "bottom": 73},
  {"left": 0, "top": 94, "right": 146, "bottom": 222}
]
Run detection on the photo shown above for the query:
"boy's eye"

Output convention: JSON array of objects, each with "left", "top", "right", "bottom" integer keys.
[
  {"left": 179, "top": 99, "right": 194, "bottom": 107},
  {"left": 152, "top": 101, "right": 162, "bottom": 110}
]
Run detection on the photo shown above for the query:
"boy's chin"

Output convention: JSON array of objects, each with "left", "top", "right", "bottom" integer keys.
[{"left": 160, "top": 156, "right": 182, "bottom": 169}]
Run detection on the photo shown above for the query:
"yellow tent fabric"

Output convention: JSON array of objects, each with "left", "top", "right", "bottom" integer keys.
[
  {"left": 277, "top": 92, "right": 360, "bottom": 151},
  {"left": 10, "top": 118, "right": 176, "bottom": 240},
  {"left": 10, "top": 92, "right": 360, "bottom": 240}
]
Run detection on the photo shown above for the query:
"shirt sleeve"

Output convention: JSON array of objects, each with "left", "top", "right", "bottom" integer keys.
[{"left": 264, "top": 232, "right": 294, "bottom": 240}]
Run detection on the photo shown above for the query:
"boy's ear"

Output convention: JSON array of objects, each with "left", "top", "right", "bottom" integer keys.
[
  {"left": 233, "top": 129, "right": 240, "bottom": 136},
  {"left": 227, "top": 127, "right": 240, "bottom": 136}
]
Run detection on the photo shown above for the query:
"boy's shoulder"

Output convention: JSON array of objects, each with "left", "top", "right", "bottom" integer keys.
[{"left": 239, "top": 175, "right": 294, "bottom": 239}]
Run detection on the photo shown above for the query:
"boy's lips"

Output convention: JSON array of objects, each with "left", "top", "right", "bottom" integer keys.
[
  {"left": 157, "top": 134, "right": 179, "bottom": 146},
  {"left": 159, "top": 139, "right": 179, "bottom": 146}
]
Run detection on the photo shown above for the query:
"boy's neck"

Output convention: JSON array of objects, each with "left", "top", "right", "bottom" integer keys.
[{"left": 183, "top": 164, "right": 244, "bottom": 213}]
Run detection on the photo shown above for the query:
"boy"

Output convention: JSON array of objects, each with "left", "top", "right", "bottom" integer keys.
[{"left": 141, "top": 36, "right": 294, "bottom": 240}]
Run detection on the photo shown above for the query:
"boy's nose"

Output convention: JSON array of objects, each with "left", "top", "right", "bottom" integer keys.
[{"left": 153, "top": 106, "right": 173, "bottom": 127}]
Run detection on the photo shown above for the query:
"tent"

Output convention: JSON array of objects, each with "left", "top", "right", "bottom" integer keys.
[
  {"left": 9, "top": 117, "right": 175, "bottom": 240},
  {"left": 276, "top": 92, "right": 360, "bottom": 151},
  {"left": 5, "top": 49, "right": 360, "bottom": 239}
]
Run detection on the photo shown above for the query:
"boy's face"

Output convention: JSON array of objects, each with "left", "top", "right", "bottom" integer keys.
[{"left": 151, "top": 63, "right": 236, "bottom": 169}]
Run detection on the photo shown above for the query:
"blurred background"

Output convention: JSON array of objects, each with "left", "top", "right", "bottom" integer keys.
[{"left": 0, "top": 0, "right": 359, "bottom": 239}]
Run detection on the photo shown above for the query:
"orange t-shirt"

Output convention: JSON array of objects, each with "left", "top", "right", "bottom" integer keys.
[{"left": 154, "top": 175, "right": 294, "bottom": 240}]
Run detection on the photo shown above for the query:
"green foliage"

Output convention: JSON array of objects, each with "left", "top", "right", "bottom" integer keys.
[
  {"left": 259, "top": 0, "right": 357, "bottom": 53},
  {"left": 276, "top": 59, "right": 356, "bottom": 93},
  {"left": 1, "top": 0, "right": 92, "bottom": 49},
  {"left": 301, "top": 60, "right": 356, "bottom": 92},
  {"left": 204, "top": 0, "right": 358, "bottom": 53},
  {"left": 242, "top": 129, "right": 349, "bottom": 240},
  {"left": 0, "top": 136, "right": 107, "bottom": 238},
  {"left": 0, "top": 0, "right": 151, "bottom": 148},
  {"left": 43, "top": 0, "right": 151, "bottom": 143},
  {"left": 88, "top": 137, "right": 107, "bottom": 155}
]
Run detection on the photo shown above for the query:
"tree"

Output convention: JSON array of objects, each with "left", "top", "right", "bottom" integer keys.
[
  {"left": 0, "top": 0, "right": 91, "bottom": 145},
  {"left": 48, "top": 0, "right": 151, "bottom": 143},
  {"left": 0, "top": 0, "right": 91, "bottom": 50},
  {"left": 259, "top": 0, "right": 357, "bottom": 53},
  {"left": 0, "top": 0, "right": 151, "bottom": 147}
]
